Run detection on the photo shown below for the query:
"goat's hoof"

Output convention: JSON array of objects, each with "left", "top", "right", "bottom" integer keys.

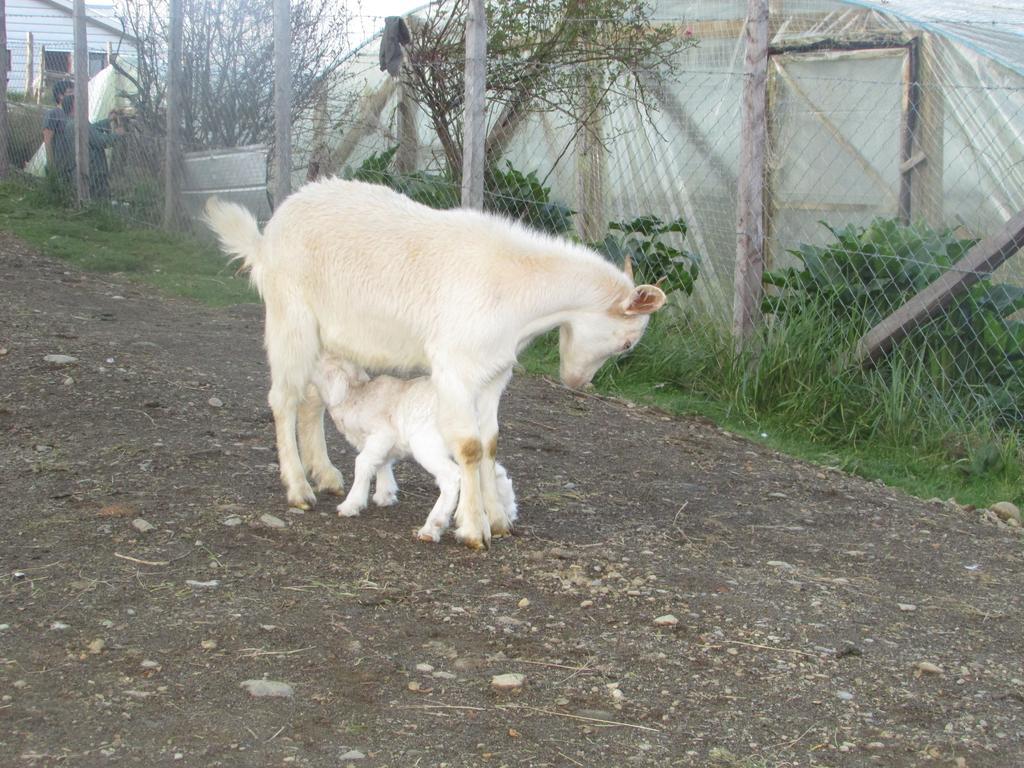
[
  {"left": 287, "top": 492, "right": 316, "bottom": 510},
  {"left": 454, "top": 528, "right": 489, "bottom": 550},
  {"left": 315, "top": 470, "right": 346, "bottom": 496},
  {"left": 416, "top": 527, "right": 441, "bottom": 543},
  {"left": 373, "top": 491, "right": 399, "bottom": 507},
  {"left": 337, "top": 502, "right": 362, "bottom": 518},
  {"left": 490, "top": 523, "right": 514, "bottom": 538}
]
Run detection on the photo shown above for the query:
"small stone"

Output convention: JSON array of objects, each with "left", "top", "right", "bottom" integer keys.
[
  {"left": 207, "top": 397, "right": 224, "bottom": 408},
  {"left": 338, "top": 750, "right": 365, "bottom": 760},
  {"left": 836, "top": 690, "right": 854, "bottom": 701},
  {"left": 185, "top": 579, "right": 220, "bottom": 589},
  {"left": 990, "top": 501, "right": 1021, "bottom": 525},
  {"left": 63, "top": 376, "right": 74, "bottom": 386},
  {"left": 491, "top": 673, "right": 526, "bottom": 691},
  {"left": 124, "top": 689, "right": 153, "bottom": 699},
  {"left": 915, "top": 661, "right": 943, "bottom": 675},
  {"left": 44, "top": 354, "right": 78, "bottom": 365},
  {"left": 13, "top": 680, "right": 28, "bottom": 689},
  {"left": 0, "top": 347, "right": 7, "bottom": 356},
  {"left": 222, "top": 515, "right": 243, "bottom": 527},
  {"left": 653, "top": 614, "right": 679, "bottom": 627},
  {"left": 0, "top": 624, "right": 9, "bottom": 631},
  {"left": 767, "top": 492, "right": 788, "bottom": 499},
  {"left": 580, "top": 600, "right": 594, "bottom": 608},
  {"left": 140, "top": 659, "right": 161, "bottom": 670},
  {"left": 867, "top": 742, "right": 886, "bottom": 750},
  {"left": 898, "top": 603, "right": 917, "bottom": 612},
  {"left": 88, "top": 638, "right": 106, "bottom": 654},
  {"left": 260, "top": 513, "right": 287, "bottom": 529},
  {"left": 517, "top": 597, "right": 530, "bottom": 609},
  {"left": 767, "top": 560, "right": 795, "bottom": 570},
  {"left": 131, "top": 518, "right": 156, "bottom": 533},
  {"left": 432, "top": 671, "right": 456, "bottom": 680},
  {"left": 240, "top": 679, "right": 294, "bottom": 698},
  {"left": 407, "top": 681, "right": 422, "bottom": 692},
  {"left": 200, "top": 639, "right": 218, "bottom": 650},
  {"left": 50, "top": 621, "right": 70, "bottom": 630},
  {"left": 415, "top": 663, "right": 434, "bottom": 673}
]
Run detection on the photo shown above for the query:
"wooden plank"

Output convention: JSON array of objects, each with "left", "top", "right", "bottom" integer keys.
[
  {"left": 0, "top": 0, "right": 9, "bottom": 179},
  {"left": 461, "top": 0, "right": 486, "bottom": 210},
  {"left": 25, "top": 32, "right": 33, "bottom": 101},
  {"left": 857, "top": 208, "right": 1024, "bottom": 366},
  {"left": 163, "top": 0, "right": 183, "bottom": 227},
  {"left": 732, "top": 0, "right": 769, "bottom": 346},
  {"left": 36, "top": 44, "right": 45, "bottom": 104},
  {"left": 898, "top": 38, "right": 920, "bottom": 223},
  {"left": 72, "top": 0, "right": 89, "bottom": 206},
  {"left": 273, "top": 0, "right": 291, "bottom": 205}
]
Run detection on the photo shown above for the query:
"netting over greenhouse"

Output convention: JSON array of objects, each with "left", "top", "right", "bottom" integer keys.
[{"left": 298, "top": 0, "right": 1024, "bottom": 316}]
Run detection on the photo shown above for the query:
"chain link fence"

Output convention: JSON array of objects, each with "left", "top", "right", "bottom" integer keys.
[{"left": 2, "top": 0, "right": 1022, "bottom": 439}]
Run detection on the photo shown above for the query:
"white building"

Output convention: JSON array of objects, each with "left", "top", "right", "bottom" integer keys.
[{"left": 5, "top": 0, "right": 138, "bottom": 95}]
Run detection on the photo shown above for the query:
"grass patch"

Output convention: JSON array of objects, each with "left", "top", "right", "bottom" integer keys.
[
  {"left": 521, "top": 308, "right": 1023, "bottom": 509},
  {"left": 0, "top": 179, "right": 256, "bottom": 306}
]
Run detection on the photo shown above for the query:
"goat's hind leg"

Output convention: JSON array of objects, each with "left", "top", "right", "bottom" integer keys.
[
  {"left": 298, "top": 384, "right": 345, "bottom": 496},
  {"left": 265, "top": 306, "right": 319, "bottom": 509}
]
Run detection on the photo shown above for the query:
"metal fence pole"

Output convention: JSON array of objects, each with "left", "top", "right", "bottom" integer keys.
[
  {"left": 164, "top": 0, "right": 183, "bottom": 228},
  {"left": 72, "top": 0, "right": 90, "bottom": 206},
  {"left": 461, "top": 0, "right": 486, "bottom": 209},
  {"left": 732, "top": 0, "right": 769, "bottom": 347},
  {"left": 273, "top": 0, "right": 292, "bottom": 206}
]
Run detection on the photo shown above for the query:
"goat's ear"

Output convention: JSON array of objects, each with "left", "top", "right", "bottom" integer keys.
[{"left": 621, "top": 284, "right": 667, "bottom": 315}]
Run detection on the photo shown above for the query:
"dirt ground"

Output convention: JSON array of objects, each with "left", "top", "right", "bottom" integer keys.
[{"left": 1, "top": 232, "right": 1023, "bottom": 768}]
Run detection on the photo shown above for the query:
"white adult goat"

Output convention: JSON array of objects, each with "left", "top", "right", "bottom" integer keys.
[
  {"left": 204, "top": 178, "right": 665, "bottom": 549},
  {"left": 313, "top": 358, "right": 517, "bottom": 542}
]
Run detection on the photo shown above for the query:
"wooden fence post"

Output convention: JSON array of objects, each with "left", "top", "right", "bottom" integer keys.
[
  {"left": 273, "top": 0, "right": 292, "bottom": 206},
  {"left": 72, "top": 0, "right": 90, "bottom": 206},
  {"left": 461, "top": 0, "right": 486, "bottom": 209},
  {"left": 36, "top": 44, "right": 45, "bottom": 104},
  {"left": 732, "top": 0, "right": 769, "bottom": 347},
  {"left": 163, "top": 0, "right": 183, "bottom": 228},
  {"left": 25, "top": 32, "right": 34, "bottom": 101},
  {"left": 0, "top": 0, "right": 10, "bottom": 180}
]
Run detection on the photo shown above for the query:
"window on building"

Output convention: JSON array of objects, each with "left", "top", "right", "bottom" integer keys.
[
  {"left": 89, "top": 51, "right": 107, "bottom": 77},
  {"left": 44, "top": 51, "right": 71, "bottom": 74}
]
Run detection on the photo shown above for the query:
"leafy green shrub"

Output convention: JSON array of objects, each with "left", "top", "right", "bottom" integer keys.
[
  {"left": 345, "top": 147, "right": 460, "bottom": 210},
  {"left": 592, "top": 216, "right": 699, "bottom": 295},
  {"left": 484, "top": 162, "right": 574, "bottom": 235},
  {"left": 764, "top": 218, "right": 1024, "bottom": 422}
]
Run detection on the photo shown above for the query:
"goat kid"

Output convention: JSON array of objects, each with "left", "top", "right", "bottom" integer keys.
[
  {"left": 204, "top": 179, "right": 665, "bottom": 550},
  {"left": 313, "top": 358, "right": 517, "bottom": 542}
]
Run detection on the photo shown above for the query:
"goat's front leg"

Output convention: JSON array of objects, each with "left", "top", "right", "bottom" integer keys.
[
  {"left": 297, "top": 384, "right": 345, "bottom": 496},
  {"left": 372, "top": 462, "right": 399, "bottom": 507},
  {"left": 477, "top": 369, "right": 514, "bottom": 537},
  {"left": 433, "top": 371, "right": 489, "bottom": 550},
  {"left": 409, "top": 433, "right": 460, "bottom": 543},
  {"left": 337, "top": 435, "right": 393, "bottom": 518}
]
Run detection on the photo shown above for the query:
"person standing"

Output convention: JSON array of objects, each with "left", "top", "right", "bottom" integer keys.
[{"left": 42, "top": 79, "right": 74, "bottom": 181}]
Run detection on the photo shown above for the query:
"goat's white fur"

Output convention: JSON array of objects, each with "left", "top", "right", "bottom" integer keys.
[
  {"left": 313, "top": 358, "right": 517, "bottom": 542},
  {"left": 204, "top": 178, "right": 664, "bottom": 549}
]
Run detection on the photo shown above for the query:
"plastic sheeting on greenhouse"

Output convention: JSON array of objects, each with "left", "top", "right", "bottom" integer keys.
[{"left": 305, "top": 0, "right": 1024, "bottom": 315}]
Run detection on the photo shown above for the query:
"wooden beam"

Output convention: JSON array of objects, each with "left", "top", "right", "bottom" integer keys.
[
  {"left": 898, "top": 38, "right": 920, "bottom": 224},
  {"left": 273, "top": 0, "right": 292, "bottom": 205},
  {"left": 857, "top": 208, "right": 1024, "bottom": 366},
  {"left": 25, "top": 32, "right": 34, "bottom": 101},
  {"left": 461, "top": 0, "right": 486, "bottom": 209},
  {"left": 72, "top": 0, "right": 89, "bottom": 206},
  {"left": 732, "top": 0, "right": 769, "bottom": 347},
  {"left": 163, "top": 0, "right": 183, "bottom": 228},
  {"left": 0, "top": 0, "right": 9, "bottom": 180}
]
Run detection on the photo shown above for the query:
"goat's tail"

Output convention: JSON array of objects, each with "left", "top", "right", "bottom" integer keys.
[{"left": 203, "top": 197, "right": 266, "bottom": 295}]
